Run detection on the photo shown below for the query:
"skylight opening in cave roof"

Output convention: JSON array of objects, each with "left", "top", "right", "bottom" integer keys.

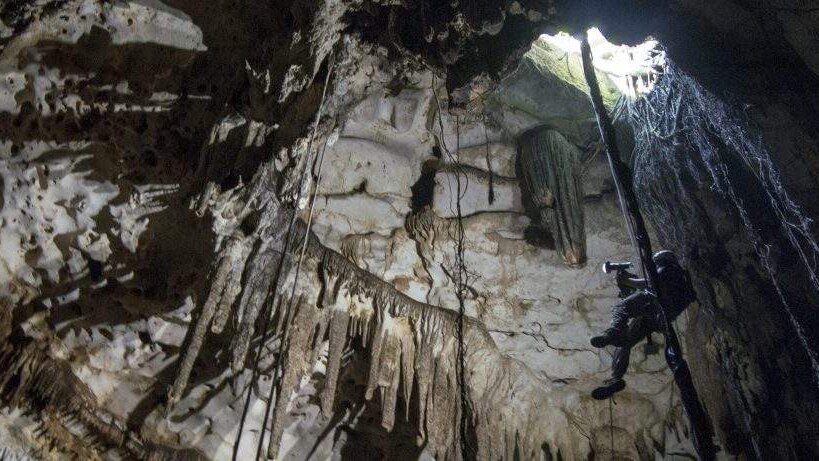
[{"left": 541, "top": 27, "right": 665, "bottom": 99}]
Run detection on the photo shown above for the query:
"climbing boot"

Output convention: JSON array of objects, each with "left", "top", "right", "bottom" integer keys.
[
  {"left": 591, "top": 378, "right": 626, "bottom": 400},
  {"left": 590, "top": 328, "right": 627, "bottom": 348}
]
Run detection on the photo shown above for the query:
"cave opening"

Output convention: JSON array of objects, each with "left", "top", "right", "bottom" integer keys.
[{"left": 0, "top": 2, "right": 819, "bottom": 460}]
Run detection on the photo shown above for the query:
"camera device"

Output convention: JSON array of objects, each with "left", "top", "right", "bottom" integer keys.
[{"left": 602, "top": 261, "right": 633, "bottom": 274}]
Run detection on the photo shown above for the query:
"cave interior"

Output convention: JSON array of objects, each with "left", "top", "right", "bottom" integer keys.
[{"left": 0, "top": 1, "right": 818, "bottom": 460}]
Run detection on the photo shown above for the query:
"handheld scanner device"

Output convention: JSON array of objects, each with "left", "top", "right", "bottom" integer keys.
[{"left": 602, "top": 261, "right": 633, "bottom": 274}]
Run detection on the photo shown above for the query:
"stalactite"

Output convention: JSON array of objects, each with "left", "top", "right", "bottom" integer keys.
[
  {"left": 320, "top": 287, "right": 351, "bottom": 416},
  {"left": 170, "top": 158, "right": 588, "bottom": 459},
  {"left": 0, "top": 315, "right": 205, "bottom": 460},
  {"left": 340, "top": 234, "right": 371, "bottom": 269},
  {"left": 167, "top": 236, "right": 252, "bottom": 407},
  {"left": 229, "top": 203, "right": 294, "bottom": 373},
  {"left": 229, "top": 244, "right": 279, "bottom": 373},
  {"left": 40, "top": 407, "right": 105, "bottom": 460},
  {"left": 405, "top": 206, "right": 446, "bottom": 245},
  {"left": 211, "top": 241, "right": 251, "bottom": 335},
  {"left": 366, "top": 311, "right": 417, "bottom": 432},
  {"left": 171, "top": 165, "right": 295, "bottom": 399},
  {"left": 519, "top": 127, "right": 587, "bottom": 265},
  {"left": 256, "top": 223, "right": 579, "bottom": 460},
  {"left": 265, "top": 296, "right": 319, "bottom": 460}
]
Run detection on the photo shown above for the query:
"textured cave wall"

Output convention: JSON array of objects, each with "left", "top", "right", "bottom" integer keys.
[
  {"left": 201, "top": 48, "right": 691, "bottom": 459},
  {"left": 0, "top": 0, "right": 618, "bottom": 459},
  {"left": 2, "top": 0, "right": 819, "bottom": 460},
  {"left": 0, "top": 1, "right": 707, "bottom": 459},
  {"left": 635, "top": 136, "right": 819, "bottom": 458},
  {"left": 553, "top": 1, "right": 819, "bottom": 459},
  {"left": 629, "top": 66, "right": 819, "bottom": 458}
]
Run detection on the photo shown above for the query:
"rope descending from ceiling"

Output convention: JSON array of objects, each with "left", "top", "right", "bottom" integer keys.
[
  {"left": 261, "top": 60, "right": 336, "bottom": 461},
  {"left": 238, "top": 52, "right": 337, "bottom": 461},
  {"left": 483, "top": 113, "right": 496, "bottom": 205}
]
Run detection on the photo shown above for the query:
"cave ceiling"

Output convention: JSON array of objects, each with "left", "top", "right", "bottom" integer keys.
[{"left": 0, "top": 0, "right": 818, "bottom": 460}]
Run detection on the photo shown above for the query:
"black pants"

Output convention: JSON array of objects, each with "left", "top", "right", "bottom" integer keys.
[
  {"left": 610, "top": 291, "right": 654, "bottom": 331},
  {"left": 611, "top": 317, "right": 652, "bottom": 379},
  {"left": 610, "top": 291, "right": 657, "bottom": 379}
]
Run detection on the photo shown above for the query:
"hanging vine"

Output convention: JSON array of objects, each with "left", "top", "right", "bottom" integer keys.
[
  {"left": 628, "top": 59, "right": 819, "bottom": 387},
  {"left": 431, "top": 72, "right": 476, "bottom": 460}
]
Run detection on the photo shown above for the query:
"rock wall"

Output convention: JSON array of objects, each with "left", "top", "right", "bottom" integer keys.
[
  {"left": 0, "top": 1, "right": 702, "bottom": 458},
  {"left": 630, "top": 64, "right": 819, "bottom": 458},
  {"left": 2, "top": 0, "right": 819, "bottom": 460},
  {"left": 555, "top": 2, "right": 819, "bottom": 458}
]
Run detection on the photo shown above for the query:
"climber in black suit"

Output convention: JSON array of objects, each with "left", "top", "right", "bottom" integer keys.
[{"left": 590, "top": 250, "right": 698, "bottom": 400}]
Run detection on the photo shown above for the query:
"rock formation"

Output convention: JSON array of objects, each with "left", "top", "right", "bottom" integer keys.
[{"left": 0, "top": 0, "right": 818, "bottom": 460}]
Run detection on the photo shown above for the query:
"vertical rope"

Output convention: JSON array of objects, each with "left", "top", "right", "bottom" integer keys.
[
  {"left": 257, "top": 54, "right": 337, "bottom": 461},
  {"left": 431, "top": 74, "right": 474, "bottom": 460},
  {"left": 482, "top": 113, "right": 495, "bottom": 205},
  {"left": 609, "top": 397, "right": 614, "bottom": 460},
  {"left": 231, "top": 52, "right": 335, "bottom": 461}
]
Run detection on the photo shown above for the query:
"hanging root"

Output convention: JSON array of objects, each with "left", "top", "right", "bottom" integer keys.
[{"left": 628, "top": 60, "right": 819, "bottom": 386}]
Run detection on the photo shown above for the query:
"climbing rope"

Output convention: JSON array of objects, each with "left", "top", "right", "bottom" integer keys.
[
  {"left": 609, "top": 397, "right": 615, "bottom": 460},
  {"left": 482, "top": 113, "right": 495, "bottom": 205},
  {"left": 257, "top": 103, "right": 336, "bottom": 461},
  {"left": 256, "top": 53, "right": 337, "bottom": 461}
]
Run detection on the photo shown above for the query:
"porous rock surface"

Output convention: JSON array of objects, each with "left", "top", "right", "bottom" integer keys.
[{"left": 5, "top": 0, "right": 819, "bottom": 460}]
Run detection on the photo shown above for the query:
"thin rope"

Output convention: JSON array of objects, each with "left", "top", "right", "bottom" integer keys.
[
  {"left": 430, "top": 73, "right": 474, "bottom": 460},
  {"left": 609, "top": 396, "right": 615, "bottom": 460},
  {"left": 256, "top": 54, "right": 336, "bottom": 461},
  {"left": 231, "top": 51, "right": 335, "bottom": 461},
  {"left": 482, "top": 113, "right": 495, "bottom": 205},
  {"left": 629, "top": 59, "right": 819, "bottom": 387},
  {"left": 257, "top": 102, "right": 335, "bottom": 461}
]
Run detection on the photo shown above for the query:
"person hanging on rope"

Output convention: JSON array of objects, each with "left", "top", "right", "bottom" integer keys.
[{"left": 590, "top": 250, "right": 698, "bottom": 400}]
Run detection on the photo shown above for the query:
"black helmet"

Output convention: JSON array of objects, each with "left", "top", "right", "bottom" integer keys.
[{"left": 653, "top": 250, "right": 679, "bottom": 270}]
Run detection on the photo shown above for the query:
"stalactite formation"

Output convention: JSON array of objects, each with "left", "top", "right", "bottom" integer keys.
[
  {"left": 8, "top": 0, "right": 819, "bottom": 457},
  {"left": 165, "top": 164, "right": 585, "bottom": 459},
  {"left": 266, "top": 224, "right": 575, "bottom": 460},
  {"left": 0, "top": 303, "right": 205, "bottom": 460},
  {"left": 519, "top": 127, "right": 587, "bottom": 266},
  {"left": 168, "top": 164, "right": 296, "bottom": 406}
]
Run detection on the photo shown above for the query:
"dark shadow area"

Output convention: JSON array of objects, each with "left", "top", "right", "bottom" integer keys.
[{"left": 410, "top": 161, "right": 437, "bottom": 212}]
